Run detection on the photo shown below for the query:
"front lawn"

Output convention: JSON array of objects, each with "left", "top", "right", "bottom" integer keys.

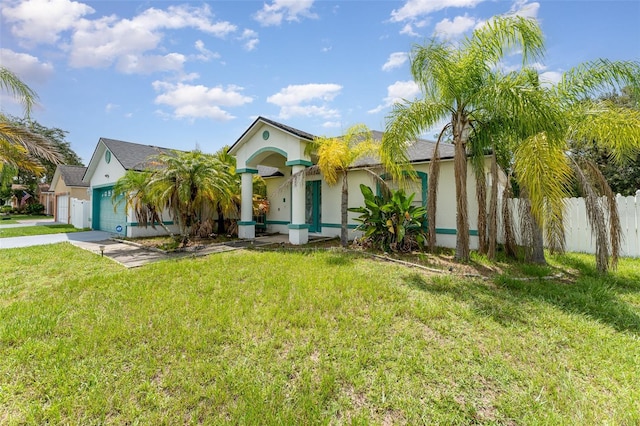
[
  {"left": 1, "top": 244, "right": 638, "bottom": 424},
  {"left": 0, "top": 224, "right": 84, "bottom": 238}
]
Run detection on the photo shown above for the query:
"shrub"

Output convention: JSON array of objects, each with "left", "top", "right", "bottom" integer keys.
[
  {"left": 0, "top": 205, "right": 11, "bottom": 214},
  {"left": 26, "top": 203, "right": 45, "bottom": 215},
  {"left": 349, "top": 184, "right": 427, "bottom": 252}
]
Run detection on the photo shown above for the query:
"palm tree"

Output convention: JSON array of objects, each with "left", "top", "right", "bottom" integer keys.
[
  {"left": 304, "top": 124, "right": 379, "bottom": 247},
  {"left": 112, "top": 169, "right": 175, "bottom": 239},
  {"left": 382, "top": 16, "right": 560, "bottom": 261},
  {"left": 146, "top": 150, "right": 235, "bottom": 246},
  {"left": 0, "top": 67, "right": 62, "bottom": 175},
  {"left": 511, "top": 60, "right": 640, "bottom": 272}
]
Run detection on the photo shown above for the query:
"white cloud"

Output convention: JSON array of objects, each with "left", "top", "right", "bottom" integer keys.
[
  {"left": 3, "top": 2, "right": 237, "bottom": 75},
  {"left": 152, "top": 80, "right": 253, "bottom": 121},
  {"left": 539, "top": 71, "right": 563, "bottom": 87},
  {"left": 382, "top": 52, "right": 409, "bottom": 71},
  {"left": 434, "top": 15, "right": 477, "bottom": 39},
  {"left": 322, "top": 121, "right": 341, "bottom": 128},
  {"left": 368, "top": 80, "right": 420, "bottom": 114},
  {"left": 267, "top": 83, "right": 342, "bottom": 119},
  {"left": 239, "top": 29, "right": 259, "bottom": 51},
  {"left": 1, "top": 0, "right": 94, "bottom": 45},
  {"left": 254, "top": 0, "right": 317, "bottom": 27},
  {"left": 399, "top": 19, "right": 429, "bottom": 37},
  {"left": 0, "top": 48, "right": 54, "bottom": 83},
  {"left": 390, "top": 0, "right": 484, "bottom": 23},
  {"left": 116, "top": 53, "right": 186, "bottom": 74},
  {"left": 508, "top": 0, "right": 540, "bottom": 19},
  {"left": 105, "top": 103, "right": 118, "bottom": 113},
  {"left": 193, "top": 40, "right": 220, "bottom": 62}
]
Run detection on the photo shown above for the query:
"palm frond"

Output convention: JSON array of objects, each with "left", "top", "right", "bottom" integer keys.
[{"left": 0, "top": 67, "right": 38, "bottom": 117}]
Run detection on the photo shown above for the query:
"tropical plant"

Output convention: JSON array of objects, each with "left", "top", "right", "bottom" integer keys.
[
  {"left": 0, "top": 67, "right": 62, "bottom": 175},
  {"left": 349, "top": 184, "right": 427, "bottom": 252},
  {"left": 112, "top": 169, "right": 175, "bottom": 238},
  {"left": 382, "top": 16, "right": 560, "bottom": 262},
  {"left": 303, "top": 124, "right": 379, "bottom": 247},
  {"left": 509, "top": 61, "right": 640, "bottom": 272},
  {"left": 132, "top": 150, "right": 236, "bottom": 246}
]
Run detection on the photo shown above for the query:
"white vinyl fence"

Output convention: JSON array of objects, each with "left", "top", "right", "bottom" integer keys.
[
  {"left": 501, "top": 190, "right": 640, "bottom": 258},
  {"left": 70, "top": 198, "right": 90, "bottom": 229}
]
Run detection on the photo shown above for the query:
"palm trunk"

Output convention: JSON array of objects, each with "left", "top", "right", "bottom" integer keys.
[
  {"left": 453, "top": 113, "right": 470, "bottom": 261},
  {"left": 427, "top": 132, "right": 443, "bottom": 252},
  {"left": 340, "top": 171, "right": 348, "bottom": 247},
  {"left": 217, "top": 206, "right": 226, "bottom": 235},
  {"left": 531, "top": 221, "right": 546, "bottom": 264},
  {"left": 487, "top": 152, "right": 498, "bottom": 260},
  {"left": 475, "top": 163, "right": 487, "bottom": 255}
]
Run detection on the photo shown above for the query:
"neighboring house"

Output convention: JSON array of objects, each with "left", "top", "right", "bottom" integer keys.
[
  {"left": 49, "top": 165, "right": 89, "bottom": 224},
  {"left": 9, "top": 184, "right": 32, "bottom": 210},
  {"left": 229, "top": 116, "right": 496, "bottom": 248},
  {"left": 38, "top": 183, "right": 55, "bottom": 216},
  {"left": 82, "top": 137, "right": 178, "bottom": 238}
]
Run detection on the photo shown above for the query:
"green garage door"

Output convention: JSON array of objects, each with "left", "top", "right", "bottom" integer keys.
[{"left": 93, "top": 186, "right": 127, "bottom": 236}]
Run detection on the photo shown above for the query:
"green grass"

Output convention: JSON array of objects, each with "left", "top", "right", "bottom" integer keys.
[
  {"left": 1, "top": 245, "right": 639, "bottom": 424},
  {"left": 0, "top": 215, "right": 50, "bottom": 224},
  {"left": 0, "top": 224, "right": 85, "bottom": 238}
]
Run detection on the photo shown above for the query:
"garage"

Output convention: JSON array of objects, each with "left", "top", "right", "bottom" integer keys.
[{"left": 93, "top": 186, "right": 127, "bottom": 236}]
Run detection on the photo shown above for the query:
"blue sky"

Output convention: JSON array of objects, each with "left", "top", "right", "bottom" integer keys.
[{"left": 1, "top": 0, "right": 639, "bottom": 165}]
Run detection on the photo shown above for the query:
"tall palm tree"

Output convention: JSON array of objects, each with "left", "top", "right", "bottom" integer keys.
[
  {"left": 512, "top": 60, "right": 640, "bottom": 272},
  {"left": 146, "top": 150, "right": 235, "bottom": 246},
  {"left": 304, "top": 124, "right": 379, "bottom": 247},
  {"left": 382, "top": 16, "right": 560, "bottom": 261},
  {"left": 0, "top": 67, "right": 62, "bottom": 174}
]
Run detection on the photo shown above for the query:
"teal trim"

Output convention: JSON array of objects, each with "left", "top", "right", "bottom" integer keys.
[
  {"left": 238, "top": 221, "right": 256, "bottom": 226},
  {"left": 378, "top": 171, "right": 428, "bottom": 208},
  {"left": 266, "top": 220, "right": 290, "bottom": 225},
  {"left": 305, "top": 180, "right": 321, "bottom": 232},
  {"left": 321, "top": 223, "right": 358, "bottom": 229},
  {"left": 285, "top": 159, "right": 313, "bottom": 167},
  {"left": 92, "top": 182, "right": 117, "bottom": 189},
  {"left": 246, "top": 147, "right": 287, "bottom": 165},
  {"left": 435, "top": 228, "right": 479, "bottom": 236},
  {"left": 288, "top": 223, "right": 310, "bottom": 230},
  {"left": 236, "top": 168, "right": 259, "bottom": 174}
]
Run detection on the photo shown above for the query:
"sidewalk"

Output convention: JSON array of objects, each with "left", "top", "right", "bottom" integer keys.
[{"left": 0, "top": 230, "right": 113, "bottom": 249}]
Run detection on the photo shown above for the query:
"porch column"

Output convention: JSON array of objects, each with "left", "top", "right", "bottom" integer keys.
[
  {"left": 237, "top": 169, "right": 257, "bottom": 239},
  {"left": 288, "top": 164, "right": 309, "bottom": 245}
]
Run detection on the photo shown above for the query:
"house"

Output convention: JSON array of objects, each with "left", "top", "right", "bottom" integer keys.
[
  {"left": 38, "top": 183, "right": 55, "bottom": 216},
  {"left": 82, "top": 137, "right": 178, "bottom": 238},
  {"left": 229, "top": 116, "right": 493, "bottom": 248},
  {"left": 49, "top": 165, "right": 89, "bottom": 224}
]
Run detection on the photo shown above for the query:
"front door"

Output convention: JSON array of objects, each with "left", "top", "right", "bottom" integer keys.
[{"left": 305, "top": 180, "right": 321, "bottom": 233}]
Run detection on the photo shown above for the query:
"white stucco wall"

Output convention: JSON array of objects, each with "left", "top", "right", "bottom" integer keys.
[
  {"left": 235, "top": 123, "right": 311, "bottom": 169},
  {"left": 259, "top": 156, "right": 492, "bottom": 249}
]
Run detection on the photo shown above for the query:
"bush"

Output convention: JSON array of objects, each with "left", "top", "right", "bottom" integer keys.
[
  {"left": 26, "top": 203, "right": 45, "bottom": 215},
  {"left": 0, "top": 205, "right": 12, "bottom": 214},
  {"left": 349, "top": 184, "right": 427, "bottom": 252}
]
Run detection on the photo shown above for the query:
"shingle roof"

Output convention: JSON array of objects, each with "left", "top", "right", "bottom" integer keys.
[
  {"left": 228, "top": 116, "right": 316, "bottom": 155},
  {"left": 58, "top": 165, "right": 88, "bottom": 187},
  {"left": 101, "top": 138, "right": 173, "bottom": 171},
  {"left": 349, "top": 130, "right": 455, "bottom": 168}
]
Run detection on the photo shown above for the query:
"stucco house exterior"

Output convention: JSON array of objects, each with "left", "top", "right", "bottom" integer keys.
[
  {"left": 49, "top": 165, "right": 89, "bottom": 224},
  {"left": 229, "top": 116, "right": 494, "bottom": 249},
  {"left": 82, "top": 137, "right": 178, "bottom": 238}
]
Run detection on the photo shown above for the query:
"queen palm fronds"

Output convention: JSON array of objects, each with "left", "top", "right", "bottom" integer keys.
[{"left": 0, "top": 67, "right": 38, "bottom": 117}]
